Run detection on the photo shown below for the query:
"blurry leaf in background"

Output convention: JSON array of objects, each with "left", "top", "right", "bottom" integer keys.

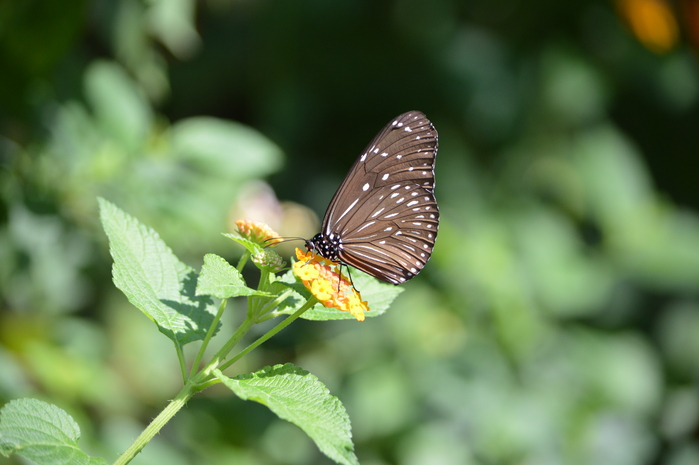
[
  {"left": 146, "top": 0, "right": 201, "bottom": 61},
  {"left": 172, "top": 116, "right": 283, "bottom": 183},
  {"left": 84, "top": 60, "right": 153, "bottom": 152},
  {"left": 3, "top": 205, "right": 92, "bottom": 314},
  {"left": 29, "top": 59, "right": 285, "bottom": 255},
  {"left": 514, "top": 206, "right": 614, "bottom": 317}
]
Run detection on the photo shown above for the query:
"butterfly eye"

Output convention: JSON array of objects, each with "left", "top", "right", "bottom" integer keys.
[{"left": 305, "top": 111, "right": 439, "bottom": 285}]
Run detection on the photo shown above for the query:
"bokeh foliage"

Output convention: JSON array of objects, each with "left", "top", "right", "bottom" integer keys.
[{"left": 2, "top": 0, "right": 699, "bottom": 464}]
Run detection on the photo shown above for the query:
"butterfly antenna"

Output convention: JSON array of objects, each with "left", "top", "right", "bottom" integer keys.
[{"left": 262, "top": 236, "right": 306, "bottom": 248}]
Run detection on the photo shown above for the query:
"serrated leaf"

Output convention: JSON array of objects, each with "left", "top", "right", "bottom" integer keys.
[
  {"left": 98, "top": 198, "right": 217, "bottom": 345},
  {"left": 196, "top": 254, "right": 272, "bottom": 298},
  {"left": 215, "top": 365, "right": 358, "bottom": 465},
  {"left": 275, "top": 266, "right": 403, "bottom": 320},
  {"left": 0, "top": 398, "right": 108, "bottom": 465}
]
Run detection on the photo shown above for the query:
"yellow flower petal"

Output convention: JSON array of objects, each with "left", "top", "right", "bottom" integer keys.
[{"left": 292, "top": 248, "right": 370, "bottom": 321}]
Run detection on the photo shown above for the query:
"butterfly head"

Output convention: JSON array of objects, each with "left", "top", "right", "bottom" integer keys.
[{"left": 305, "top": 233, "right": 341, "bottom": 263}]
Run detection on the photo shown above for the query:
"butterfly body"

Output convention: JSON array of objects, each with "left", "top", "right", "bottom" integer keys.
[{"left": 306, "top": 111, "right": 439, "bottom": 285}]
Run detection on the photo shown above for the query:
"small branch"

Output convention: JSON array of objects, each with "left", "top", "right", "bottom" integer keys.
[
  {"left": 218, "top": 297, "right": 318, "bottom": 372},
  {"left": 112, "top": 383, "right": 196, "bottom": 465},
  {"left": 190, "top": 298, "right": 228, "bottom": 378}
]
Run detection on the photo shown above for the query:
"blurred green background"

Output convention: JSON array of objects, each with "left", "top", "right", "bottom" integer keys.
[{"left": 2, "top": 0, "right": 699, "bottom": 464}]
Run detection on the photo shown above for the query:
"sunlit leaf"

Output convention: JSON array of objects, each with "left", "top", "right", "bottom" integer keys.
[
  {"left": 196, "top": 253, "right": 272, "bottom": 299},
  {"left": 215, "top": 364, "right": 358, "bottom": 465},
  {"left": 99, "top": 197, "right": 217, "bottom": 345},
  {"left": 0, "top": 398, "right": 107, "bottom": 465}
]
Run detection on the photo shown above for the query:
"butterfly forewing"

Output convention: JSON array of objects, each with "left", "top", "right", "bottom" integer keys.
[
  {"left": 322, "top": 111, "right": 437, "bottom": 234},
  {"left": 308, "top": 110, "right": 439, "bottom": 285}
]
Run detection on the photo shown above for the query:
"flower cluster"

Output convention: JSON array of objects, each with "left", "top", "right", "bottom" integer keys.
[
  {"left": 292, "top": 248, "right": 369, "bottom": 321},
  {"left": 252, "top": 249, "right": 286, "bottom": 272},
  {"left": 235, "top": 219, "right": 282, "bottom": 246}
]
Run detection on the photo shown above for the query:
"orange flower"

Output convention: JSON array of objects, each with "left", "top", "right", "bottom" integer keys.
[
  {"left": 292, "top": 248, "right": 370, "bottom": 321},
  {"left": 617, "top": 0, "right": 679, "bottom": 53},
  {"left": 235, "top": 219, "right": 282, "bottom": 246}
]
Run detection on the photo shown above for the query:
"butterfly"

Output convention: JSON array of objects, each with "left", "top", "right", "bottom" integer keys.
[{"left": 305, "top": 111, "right": 439, "bottom": 285}]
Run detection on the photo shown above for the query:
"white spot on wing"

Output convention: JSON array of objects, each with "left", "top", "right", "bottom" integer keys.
[
  {"left": 362, "top": 183, "right": 370, "bottom": 191},
  {"left": 332, "top": 198, "right": 359, "bottom": 226},
  {"left": 382, "top": 173, "right": 389, "bottom": 180},
  {"left": 355, "top": 221, "right": 376, "bottom": 233}
]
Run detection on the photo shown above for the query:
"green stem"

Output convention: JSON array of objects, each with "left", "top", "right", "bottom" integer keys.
[
  {"left": 174, "top": 343, "right": 187, "bottom": 384},
  {"left": 112, "top": 382, "right": 196, "bottom": 465},
  {"left": 192, "top": 315, "right": 256, "bottom": 384},
  {"left": 237, "top": 251, "right": 249, "bottom": 272},
  {"left": 257, "top": 288, "right": 294, "bottom": 318},
  {"left": 190, "top": 298, "right": 228, "bottom": 378},
  {"left": 218, "top": 297, "right": 318, "bottom": 372},
  {"left": 249, "top": 269, "right": 270, "bottom": 317}
]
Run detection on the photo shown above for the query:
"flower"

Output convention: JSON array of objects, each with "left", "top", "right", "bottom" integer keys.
[
  {"left": 235, "top": 219, "right": 282, "bottom": 246},
  {"left": 292, "top": 248, "right": 370, "bottom": 321},
  {"left": 617, "top": 0, "right": 678, "bottom": 54},
  {"left": 252, "top": 249, "right": 286, "bottom": 272}
]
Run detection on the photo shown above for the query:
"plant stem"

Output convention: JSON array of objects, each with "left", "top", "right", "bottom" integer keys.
[
  {"left": 192, "top": 315, "right": 255, "bottom": 383},
  {"left": 249, "top": 269, "right": 270, "bottom": 317},
  {"left": 236, "top": 251, "right": 249, "bottom": 272},
  {"left": 218, "top": 297, "right": 318, "bottom": 372},
  {"left": 190, "top": 298, "right": 228, "bottom": 378},
  {"left": 174, "top": 343, "right": 187, "bottom": 384},
  {"left": 112, "top": 382, "right": 196, "bottom": 465},
  {"left": 257, "top": 288, "right": 294, "bottom": 319}
]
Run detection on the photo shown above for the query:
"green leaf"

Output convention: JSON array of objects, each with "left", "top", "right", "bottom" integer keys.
[
  {"left": 222, "top": 233, "right": 263, "bottom": 255},
  {"left": 0, "top": 398, "right": 108, "bottom": 465},
  {"left": 84, "top": 60, "right": 152, "bottom": 151},
  {"left": 98, "top": 198, "right": 217, "bottom": 345},
  {"left": 196, "top": 254, "right": 272, "bottom": 298},
  {"left": 215, "top": 365, "right": 358, "bottom": 465},
  {"left": 275, "top": 266, "right": 403, "bottom": 320},
  {"left": 172, "top": 117, "right": 283, "bottom": 181}
]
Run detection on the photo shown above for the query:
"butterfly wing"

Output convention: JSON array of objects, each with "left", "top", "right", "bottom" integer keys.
[{"left": 322, "top": 111, "right": 439, "bottom": 284}]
